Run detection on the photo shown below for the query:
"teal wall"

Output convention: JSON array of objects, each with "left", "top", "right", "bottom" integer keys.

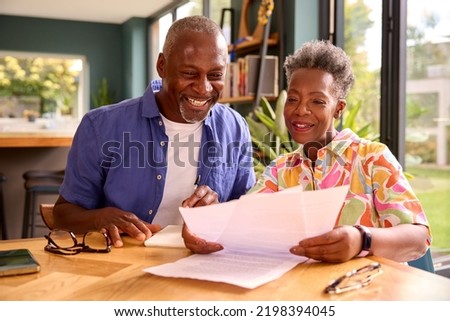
[
  {"left": 284, "top": 0, "right": 320, "bottom": 55},
  {"left": 0, "top": 15, "right": 125, "bottom": 107},
  {"left": 122, "top": 18, "right": 148, "bottom": 99},
  {"left": 0, "top": 0, "right": 321, "bottom": 108}
]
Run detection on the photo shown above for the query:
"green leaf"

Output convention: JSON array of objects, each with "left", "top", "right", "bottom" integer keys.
[
  {"left": 342, "top": 100, "right": 361, "bottom": 130},
  {"left": 251, "top": 136, "right": 278, "bottom": 160},
  {"left": 356, "top": 123, "right": 371, "bottom": 138},
  {"left": 259, "top": 96, "right": 276, "bottom": 120},
  {"left": 273, "top": 90, "right": 289, "bottom": 142},
  {"left": 254, "top": 109, "right": 275, "bottom": 132},
  {"left": 246, "top": 115, "right": 270, "bottom": 142}
]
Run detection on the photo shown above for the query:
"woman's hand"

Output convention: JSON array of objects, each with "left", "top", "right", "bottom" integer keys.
[{"left": 289, "top": 225, "right": 362, "bottom": 263}]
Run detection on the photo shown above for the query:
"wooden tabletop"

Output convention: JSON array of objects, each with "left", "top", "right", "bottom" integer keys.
[
  {"left": 1, "top": 237, "right": 449, "bottom": 301},
  {"left": 0, "top": 133, "right": 73, "bottom": 147},
  {"left": 0, "top": 118, "right": 76, "bottom": 147}
]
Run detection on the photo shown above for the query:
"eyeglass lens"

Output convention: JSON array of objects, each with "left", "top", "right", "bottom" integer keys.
[
  {"left": 83, "top": 231, "right": 109, "bottom": 250},
  {"left": 47, "top": 230, "right": 110, "bottom": 252},
  {"left": 49, "top": 230, "right": 77, "bottom": 249},
  {"left": 325, "top": 263, "right": 382, "bottom": 294}
]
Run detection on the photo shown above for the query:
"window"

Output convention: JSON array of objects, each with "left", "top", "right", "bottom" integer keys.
[
  {"left": 176, "top": 0, "right": 202, "bottom": 18},
  {"left": 0, "top": 51, "right": 87, "bottom": 121},
  {"left": 339, "top": 0, "right": 450, "bottom": 251},
  {"left": 406, "top": 0, "right": 450, "bottom": 167},
  {"left": 147, "top": 0, "right": 231, "bottom": 81},
  {"left": 343, "top": 0, "right": 382, "bottom": 140},
  {"left": 405, "top": 0, "right": 450, "bottom": 251}
]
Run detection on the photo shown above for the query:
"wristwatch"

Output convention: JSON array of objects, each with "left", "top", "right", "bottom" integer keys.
[{"left": 353, "top": 225, "right": 372, "bottom": 257}]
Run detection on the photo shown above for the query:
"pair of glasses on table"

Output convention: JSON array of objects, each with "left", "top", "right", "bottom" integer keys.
[
  {"left": 325, "top": 263, "right": 383, "bottom": 294},
  {"left": 44, "top": 230, "right": 111, "bottom": 255}
]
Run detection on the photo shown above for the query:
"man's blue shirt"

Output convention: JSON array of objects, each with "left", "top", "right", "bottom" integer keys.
[{"left": 60, "top": 80, "right": 256, "bottom": 223}]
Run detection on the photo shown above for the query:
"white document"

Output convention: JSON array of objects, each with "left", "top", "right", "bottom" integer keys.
[
  {"left": 144, "top": 185, "right": 349, "bottom": 289},
  {"left": 144, "top": 225, "right": 185, "bottom": 248},
  {"left": 145, "top": 249, "right": 305, "bottom": 289}
]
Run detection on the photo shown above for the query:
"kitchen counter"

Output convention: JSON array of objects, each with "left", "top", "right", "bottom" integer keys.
[{"left": 0, "top": 117, "right": 78, "bottom": 147}]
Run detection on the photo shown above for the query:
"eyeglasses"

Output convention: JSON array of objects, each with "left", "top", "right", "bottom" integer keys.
[
  {"left": 44, "top": 230, "right": 111, "bottom": 255},
  {"left": 325, "top": 263, "right": 383, "bottom": 294}
]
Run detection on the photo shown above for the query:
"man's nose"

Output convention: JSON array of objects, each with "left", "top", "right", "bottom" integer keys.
[{"left": 194, "top": 76, "right": 213, "bottom": 94}]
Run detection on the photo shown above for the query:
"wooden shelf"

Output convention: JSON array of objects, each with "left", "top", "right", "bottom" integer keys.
[
  {"left": 228, "top": 33, "right": 279, "bottom": 56},
  {"left": 220, "top": 95, "right": 276, "bottom": 105}
]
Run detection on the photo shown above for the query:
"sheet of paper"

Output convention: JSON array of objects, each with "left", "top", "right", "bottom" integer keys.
[
  {"left": 144, "top": 225, "right": 185, "bottom": 248},
  {"left": 182, "top": 185, "right": 348, "bottom": 252},
  {"left": 144, "top": 185, "right": 349, "bottom": 289},
  {"left": 143, "top": 249, "right": 308, "bottom": 289}
]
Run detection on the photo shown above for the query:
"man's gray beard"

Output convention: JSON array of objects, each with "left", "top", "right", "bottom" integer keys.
[{"left": 180, "top": 104, "right": 208, "bottom": 123}]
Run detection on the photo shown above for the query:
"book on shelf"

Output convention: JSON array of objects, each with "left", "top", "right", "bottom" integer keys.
[
  {"left": 222, "top": 54, "right": 279, "bottom": 101},
  {"left": 245, "top": 54, "right": 279, "bottom": 97}
]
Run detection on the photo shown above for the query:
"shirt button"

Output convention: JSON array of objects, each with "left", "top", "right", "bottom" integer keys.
[
  {"left": 148, "top": 209, "right": 153, "bottom": 215},
  {"left": 158, "top": 121, "right": 163, "bottom": 126},
  {"left": 160, "top": 141, "right": 165, "bottom": 147},
  {"left": 156, "top": 174, "right": 162, "bottom": 180}
]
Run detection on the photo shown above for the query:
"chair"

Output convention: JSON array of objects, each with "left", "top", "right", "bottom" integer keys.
[
  {"left": 39, "top": 203, "right": 55, "bottom": 230},
  {"left": 22, "top": 170, "right": 64, "bottom": 238},
  {"left": 0, "top": 173, "right": 7, "bottom": 240},
  {"left": 408, "top": 248, "right": 435, "bottom": 273}
]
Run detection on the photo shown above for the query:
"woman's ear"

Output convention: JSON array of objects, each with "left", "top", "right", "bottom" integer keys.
[{"left": 334, "top": 99, "right": 347, "bottom": 119}]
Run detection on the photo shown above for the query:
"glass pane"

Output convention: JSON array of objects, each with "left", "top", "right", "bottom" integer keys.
[
  {"left": 0, "top": 52, "right": 85, "bottom": 121},
  {"left": 406, "top": 0, "right": 450, "bottom": 253},
  {"left": 343, "top": 0, "right": 381, "bottom": 141},
  {"left": 176, "top": 0, "right": 202, "bottom": 19},
  {"left": 158, "top": 14, "right": 173, "bottom": 52},
  {"left": 211, "top": 0, "right": 233, "bottom": 44},
  {"left": 149, "top": 13, "right": 173, "bottom": 80}
]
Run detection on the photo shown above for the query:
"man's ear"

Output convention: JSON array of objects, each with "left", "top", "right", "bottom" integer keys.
[{"left": 156, "top": 53, "right": 166, "bottom": 77}]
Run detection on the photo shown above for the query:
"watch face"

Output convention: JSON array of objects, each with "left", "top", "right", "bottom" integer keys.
[
  {"left": 355, "top": 225, "right": 372, "bottom": 251},
  {"left": 363, "top": 232, "right": 372, "bottom": 251}
]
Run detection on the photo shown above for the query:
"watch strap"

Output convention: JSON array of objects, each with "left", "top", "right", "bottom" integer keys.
[{"left": 354, "top": 225, "right": 372, "bottom": 257}]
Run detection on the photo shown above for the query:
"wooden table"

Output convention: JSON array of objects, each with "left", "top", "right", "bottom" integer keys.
[{"left": 1, "top": 237, "right": 449, "bottom": 300}]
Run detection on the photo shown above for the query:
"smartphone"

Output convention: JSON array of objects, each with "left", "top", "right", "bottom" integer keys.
[{"left": 0, "top": 249, "right": 41, "bottom": 277}]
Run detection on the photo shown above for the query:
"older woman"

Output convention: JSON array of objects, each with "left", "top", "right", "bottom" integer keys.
[{"left": 183, "top": 40, "right": 430, "bottom": 263}]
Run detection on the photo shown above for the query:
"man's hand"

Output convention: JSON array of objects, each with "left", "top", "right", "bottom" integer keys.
[
  {"left": 95, "top": 207, "right": 161, "bottom": 247},
  {"left": 180, "top": 185, "right": 222, "bottom": 253},
  {"left": 181, "top": 224, "right": 223, "bottom": 254},
  {"left": 181, "top": 185, "right": 219, "bottom": 208}
]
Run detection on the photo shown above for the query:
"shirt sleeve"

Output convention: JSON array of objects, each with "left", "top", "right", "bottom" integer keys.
[
  {"left": 371, "top": 145, "right": 431, "bottom": 244},
  {"left": 228, "top": 119, "right": 257, "bottom": 199},
  {"left": 59, "top": 114, "right": 105, "bottom": 209}
]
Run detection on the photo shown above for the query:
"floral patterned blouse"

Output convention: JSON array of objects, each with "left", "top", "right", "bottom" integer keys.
[{"left": 249, "top": 128, "right": 431, "bottom": 245}]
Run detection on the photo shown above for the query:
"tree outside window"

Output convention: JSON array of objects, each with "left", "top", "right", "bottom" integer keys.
[{"left": 0, "top": 54, "right": 81, "bottom": 119}]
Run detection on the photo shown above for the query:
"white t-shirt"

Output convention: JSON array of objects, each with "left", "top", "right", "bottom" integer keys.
[{"left": 152, "top": 115, "right": 203, "bottom": 227}]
